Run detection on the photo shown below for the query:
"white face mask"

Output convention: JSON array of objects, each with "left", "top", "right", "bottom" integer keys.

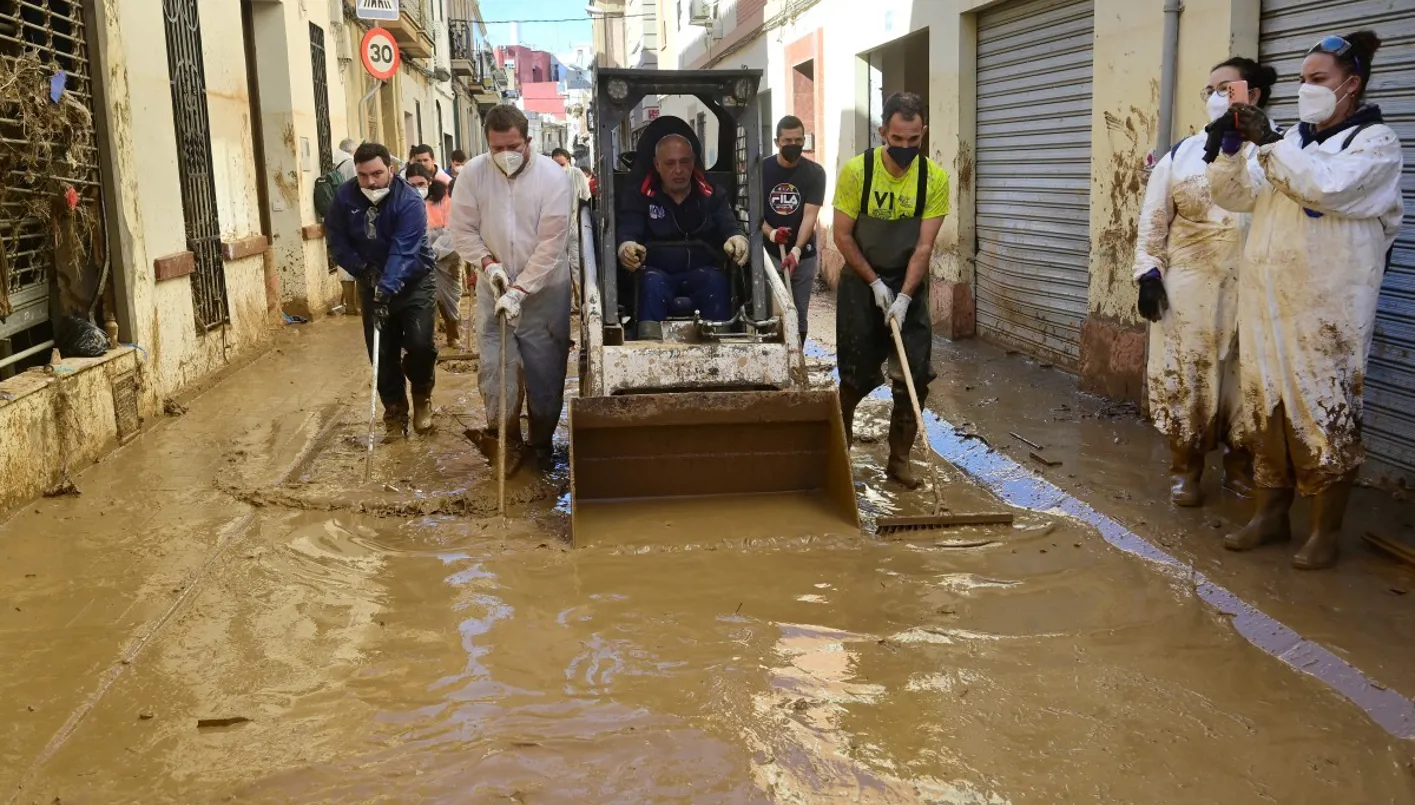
[
  {"left": 1297, "top": 78, "right": 1353, "bottom": 124},
  {"left": 415, "top": 186, "right": 430, "bottom": 200},
  {"left": 1206, "top": 90, "right": 1231, "bottom": 122},
  {"left": 362, "top": 187, "right": 391, "bottom": 204},
  {"left": 493, "top": 149, "right": 525, "bottom": 176}
]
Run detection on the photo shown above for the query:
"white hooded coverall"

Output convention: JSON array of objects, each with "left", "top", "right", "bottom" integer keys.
[
  {"left": 1207, "top": 118, "right": 1404, "bottom": 494},
  {"left": 1134, "top": 133, "right": 1258, "bottom": 453},
  {"left": 448, "top": 153, "right": 573, "bottom": 431}
]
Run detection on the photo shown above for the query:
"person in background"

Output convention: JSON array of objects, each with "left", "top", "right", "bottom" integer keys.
[
  {"left": 832, "top": 92, "right": 949, "bottom": 490},
  {"left": 450, "top": 105, "right": 573, "bottom": 474},
  {"left": 407, "top": 162, "right": 463, "bottom": 350},
  {"left": 406, "top": 143, "right": 452, "bottom": 185},
  {"left": 334, "top": 138, "right": 363, "bottom": 314},
  {"left": 581, "top": 166, "right": 598, "bottom": 200},
  {"left": 450, "top": 149, "right": 468, "bottom": 179},
  {"left": 760, "top": 114, "right": 826, "bottom": 344},
  {"left": 1206, "top": 30, "right": 1404, "bottom": 569},
  {"left": 1132, "top": 57, "right": 1276, "bottom": 508},
  {"left": 325, "top": 142, "right": 439, "bottom": 437},
  {"left": 552, "top": 147, "right": 592, "bottom": 313},
  {"left": 336, "top": 138, "right": 359, "bottom": 183}
]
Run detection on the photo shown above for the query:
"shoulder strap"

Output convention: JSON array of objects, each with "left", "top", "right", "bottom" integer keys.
[
  {"left": 914, "top": 157, "right": 929, "bottom": 219},
  {"left": 860, "top": 149, "right": 874, "bottom": 217},
  {"left": 1169, "top": 140, "right": 1183, "bottom": 161},
  {"left": 1341, "top": 122, "right": 1375, "bottom": 151}
]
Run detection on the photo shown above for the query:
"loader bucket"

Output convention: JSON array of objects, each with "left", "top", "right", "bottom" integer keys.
[{"left": 569, "top": 390, "right": 860, "bottom": 547}]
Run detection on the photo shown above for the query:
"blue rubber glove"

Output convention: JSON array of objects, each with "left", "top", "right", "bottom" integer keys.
[{"left": 1220, "top": 130, "right": 1245, "bottom": 156}]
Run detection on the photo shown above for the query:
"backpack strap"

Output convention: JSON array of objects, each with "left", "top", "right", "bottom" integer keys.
[
  {"left": 913, "top": 156, "right": 929, "bottom": 219},
  {"left": 1169, "top": 140, "right": 1183, "bottom": 162},
  {"left": 859, "top": 148, "right": 874, "bottom": 218},
  {"left": 1341, "top": 122, "right": 1375, "bottom": 151}
]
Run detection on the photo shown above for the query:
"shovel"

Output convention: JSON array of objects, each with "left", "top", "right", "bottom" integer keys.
[{"left": 497, "top": 312, "right": 508, "bottom": 523}]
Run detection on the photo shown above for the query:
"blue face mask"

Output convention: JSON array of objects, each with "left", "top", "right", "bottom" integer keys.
[{"left": 886, "top": 145, "right": 919, "bottom": 168}]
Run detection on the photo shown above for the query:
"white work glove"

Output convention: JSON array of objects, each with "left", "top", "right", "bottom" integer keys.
[
  {"left": 724, "top": 235, "right": 750, "bottom": 266},
  {"left": 869, "top": 278, "right": 896, "bottom": 315},
  {"left": 886, "top": 293, "right": 912, "bottom": 327},
  {"left": 495, "top": 288, "right": 527, "bottom": 324},
  {"left": 618, "top": 241, "right": 646, "bottom": 270},
  {"left": 483, "top": 261, "right": 509, "bottom": 295}
]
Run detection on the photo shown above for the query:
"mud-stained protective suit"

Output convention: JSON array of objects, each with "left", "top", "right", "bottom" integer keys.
[
  {"left": 449, "top": 152, "right": 573, "bottom": 458},
  {"left": 1135, "top": 133, "right": 1259, "bottom": 476},
  {"left": 1207, "top": 107, "right": 1403, "bottom": 494}
]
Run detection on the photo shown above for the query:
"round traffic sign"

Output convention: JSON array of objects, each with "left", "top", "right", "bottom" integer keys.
[{"left": 360, "top": 27, "right": 400, "bottom": 81}]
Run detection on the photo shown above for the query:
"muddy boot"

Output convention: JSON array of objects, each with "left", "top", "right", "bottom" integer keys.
[
  {"left": 445, "top": 316, "right": 462, "bottom": 352},
  {"left": 411, "top": 387, "right": 434, "bottom": 435},
  {"left": 885, "top": 404, "right": 922, "bottom": 490},
  {"left": 1222, "top": 445, "right": 1255, "bottom": 499},
  {"left": 1293, "top": 477, "right": 1353, "bottom": 570},
  {"left": 1223, "top": 486, "right": 1295, "bottom": 552},
  {"left": 1169, "top": 445, "right": 1205, "bottom": 507},
  {"left": 383, "top": 401, "right": 409, "bottom": 438},
  {"left": 838, "top": 383, "right": 868, "bottom": 448},
  {"left": 528, "top": 413, "right": 558, "bottom": 473}
]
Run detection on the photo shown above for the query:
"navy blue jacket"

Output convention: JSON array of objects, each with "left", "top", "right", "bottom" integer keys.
[
  {"left": 324, "top": 175, "right": 435, "bottom": 296},
  {"left": 616, "top": 172, "right": 743, "bottom": 273}
]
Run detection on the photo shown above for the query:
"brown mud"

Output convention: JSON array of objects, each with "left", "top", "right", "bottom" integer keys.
[{"left": 3, "top": 319, "right": 1415, "bottom": 804}]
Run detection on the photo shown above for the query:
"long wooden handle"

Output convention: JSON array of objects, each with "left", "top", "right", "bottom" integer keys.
[
  {"left": 889, "top": 316, "right": 943, "bottom": 515},
  {"left": 364, "top": 326, "right": 379, "bottom": 482},
  {"left": 498, "top": 315, "right": 507, "bottom": 522}
]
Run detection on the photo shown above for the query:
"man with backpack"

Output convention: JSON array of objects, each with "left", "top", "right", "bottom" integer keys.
[{"left": 318, "top": 138, "right": 364, "bottom": 314}]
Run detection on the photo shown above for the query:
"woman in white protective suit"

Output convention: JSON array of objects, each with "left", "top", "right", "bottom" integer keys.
[
  {"left": 1134, "top": 57, "right": 1277, "bottom": 508},
  {"left": 1206, "top": 30, "right": 1404, "bottom": 569}
]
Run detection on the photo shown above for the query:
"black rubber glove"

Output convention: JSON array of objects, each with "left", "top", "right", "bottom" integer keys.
[
  {"left": 372, "top": 287, "right": 390, "bottom": 330},
  {"left": 1231, "top": 103, "right": 1283, "bottom": 146},
  {"left": 1137, "top": 269, "right": 1168, "bottom": 323},
  {"left": 1202, "top": 113, "right": 1235, "bottom": 164}
]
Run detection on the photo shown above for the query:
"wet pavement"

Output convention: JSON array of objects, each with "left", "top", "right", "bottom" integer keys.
[{"left": 3, "top": 316, "right": 1415, "bottom": 804}]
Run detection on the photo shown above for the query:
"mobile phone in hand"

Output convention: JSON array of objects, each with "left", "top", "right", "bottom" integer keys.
[{"left": 1226, "top": 80, "right": 1248, "bottom": 106}]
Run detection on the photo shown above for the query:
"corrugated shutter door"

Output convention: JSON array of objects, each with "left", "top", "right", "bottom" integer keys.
[
  {"left": 1260, "top": 1, "right": 1415, "bottom": 481},
  {"left": 974, "top": 0, "right": 1095, "bottom": 368}
]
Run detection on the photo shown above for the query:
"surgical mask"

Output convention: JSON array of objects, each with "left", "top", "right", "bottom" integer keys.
[
  {"left": 780, "top": 145, "right": 804, "bottom": 163},
  {"left": 362, "top": 187, "right": 390, "bottom": 204},
  {"left": 415, "top": 186, "right": 429, "bottom": 200},
  {"left": 1297, "top": 78, "right": 1353, "bottom": 124},
  {"left": 1206, "top": 90, "right": 1231, "bottom": 122},
  {"left": 494, "top": 149, "right": 525, "bottom": 176},
  {"left": 886, "top": 145, "right": 919, "bottom": 169}
]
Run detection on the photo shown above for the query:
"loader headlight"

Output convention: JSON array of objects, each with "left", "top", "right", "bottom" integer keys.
[
  {"left": 733, "top": 78, "right": 753, "bottom": 101},
  {"left": 607, "top": 78, "right": 629, "bottom": 101}
]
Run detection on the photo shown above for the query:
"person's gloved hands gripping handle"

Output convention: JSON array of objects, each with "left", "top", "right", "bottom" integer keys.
[{"left": 1136, "top": 269, "right": 1168, "bottom": 322}]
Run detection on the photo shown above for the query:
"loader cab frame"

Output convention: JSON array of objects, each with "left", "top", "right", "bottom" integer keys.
[{"left": 592, "top": 69, "right": 768, "bottom": 343}]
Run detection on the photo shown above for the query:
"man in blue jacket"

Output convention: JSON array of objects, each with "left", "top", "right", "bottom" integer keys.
[
  {"left": 616, "top": 133, "right": 749, "bottom": 339},
  {"left": 325, "top": 142, "right": 439, "bottom": 436}
]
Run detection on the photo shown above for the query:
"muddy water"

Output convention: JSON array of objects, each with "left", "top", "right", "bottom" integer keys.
[{"left": 4, "top": 321, "right": 1415, "bottom": 804}]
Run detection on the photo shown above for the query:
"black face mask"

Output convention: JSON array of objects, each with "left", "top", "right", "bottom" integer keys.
[
  {"left": 780, "top": 145, "right": 804, "bottom": 163},
  {"left": 886, "top": 145, "right": 920, "bottom": 168}
]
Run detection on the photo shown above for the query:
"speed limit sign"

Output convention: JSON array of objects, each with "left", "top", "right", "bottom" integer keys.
[{"left": 360, "top": 27, "right": 400, "bottom": 81}]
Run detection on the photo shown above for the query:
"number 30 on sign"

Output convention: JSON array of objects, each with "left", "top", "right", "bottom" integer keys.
[{"left": 361, "top": 27, "right": 400, "bottom": 81}]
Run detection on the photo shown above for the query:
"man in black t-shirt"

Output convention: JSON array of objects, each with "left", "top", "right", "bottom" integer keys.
[{"left": 760, "top": 115, "right": 826, "bottom": 341}]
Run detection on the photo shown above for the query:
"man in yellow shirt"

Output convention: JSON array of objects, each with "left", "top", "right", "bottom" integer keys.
[{"left": 832, "top": 91, "right": 949, "bottom": 488}]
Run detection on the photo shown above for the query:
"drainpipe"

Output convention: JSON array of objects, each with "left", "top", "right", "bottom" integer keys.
[{"left": 1154, "top": 0, "right": 1184, "bottom": 159}]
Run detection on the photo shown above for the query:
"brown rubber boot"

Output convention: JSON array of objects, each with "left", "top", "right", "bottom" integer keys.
[
  {"left": 1222, "top": 445, "right": 1255, "bottom": 499},
  {"left": 885, "top": 403, "right": 922, "bottom": 490},
  {"left": 411, "top": 386, "right": 434, "bottom": 434},
  {"left": 838, "top": 383, "right": 868, "bottom": 448},
  {"left": 383, "top": 401, "right": 409, "bottom": 438},
  {"left": 1223, "top": 486, "right": 1295, "bottom": 551},
  {"left": 1292, "top": 477, "right": 1353, "bottom": 570},
  {"left": 468, "top": 415, "right": 526, "bottom": 477},
  {"left": 528, "top": 413, "right": 558, "bottom": 472},
  {"left": 1169, "top": 445, "right": 1205, "bottom": 507}
]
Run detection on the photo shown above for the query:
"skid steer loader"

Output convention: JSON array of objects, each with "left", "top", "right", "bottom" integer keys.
[{"left": 568, "top": 68, "right": 859, "bottom": 547}]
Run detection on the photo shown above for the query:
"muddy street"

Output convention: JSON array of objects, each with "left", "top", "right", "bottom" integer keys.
[{"left": 3, "top": 316, "right": 1415, "bottom": 804}]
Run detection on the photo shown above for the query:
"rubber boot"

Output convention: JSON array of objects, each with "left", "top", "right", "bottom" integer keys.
[
  {"left": 1292, "top": 477, "right": 1353, "bottom": 570},
  {"left": 838, "top": 383, "right": 868, "bottom": 448},
  {"left": 444, "top": 313, "right": 461, "bottom": 352},
  {"left": 1222, "top": 444, "right": 1255, "bottom": 499},
  {"left": 885, "top": 402, "right": 922, "bottom": 490},
  {"left": 383, "top": 401, "right": 409, "bottom": 438},
  {"left": 527, "top": 413, "right": 558, "bottom": 472},
  {"left": 1168, "top": 445, "right": 1205, "bottom": 507},
  {"left": 411, "top": 386, "right": 434, "bottom": 435},
  {"left": 1223, "top": 486, "right": 1295, "bottom": 551}
]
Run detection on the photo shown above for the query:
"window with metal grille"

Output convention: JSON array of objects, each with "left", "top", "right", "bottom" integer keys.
[
  {"left": 163, "top": 0, "right": 228, "bottom": 330},
  {"left": 310, "top": 22, "right": 332, "bottom": 172},
  {"left": 0, "top": 0, "right": 105, "bottom": 350}
]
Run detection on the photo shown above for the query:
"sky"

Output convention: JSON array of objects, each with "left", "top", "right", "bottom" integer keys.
[{"left": 476, "top": 0, "right": 594, "bottom": 56}]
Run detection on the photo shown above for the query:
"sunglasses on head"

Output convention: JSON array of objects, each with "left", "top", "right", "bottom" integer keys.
[{"left": 1308, "top": 35, "right": 1361, "bottom": 71}]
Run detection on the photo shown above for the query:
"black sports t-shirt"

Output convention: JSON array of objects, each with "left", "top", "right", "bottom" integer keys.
[{"left": 762, "top": 155, "right": 826, "bottom": 258}]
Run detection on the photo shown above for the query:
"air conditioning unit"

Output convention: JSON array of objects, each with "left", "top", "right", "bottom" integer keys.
[{"left": 688, "top": 0, "right": 718, "bottom": 26}]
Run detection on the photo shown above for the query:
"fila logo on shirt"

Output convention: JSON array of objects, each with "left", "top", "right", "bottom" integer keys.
[
  {"left": 649, "top": 204, "right": 666, "bottom": 220},
  {"left": 769, "top": 182, "right": 802, "bottom": 215}
]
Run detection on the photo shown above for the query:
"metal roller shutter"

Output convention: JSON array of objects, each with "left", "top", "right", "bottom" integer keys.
[
  {"left": 1260, "top": 1, "right": 1415, "bottom": 481},
  {"left": 973, "top": 0, "right": 1095, "bottom": 368}
]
